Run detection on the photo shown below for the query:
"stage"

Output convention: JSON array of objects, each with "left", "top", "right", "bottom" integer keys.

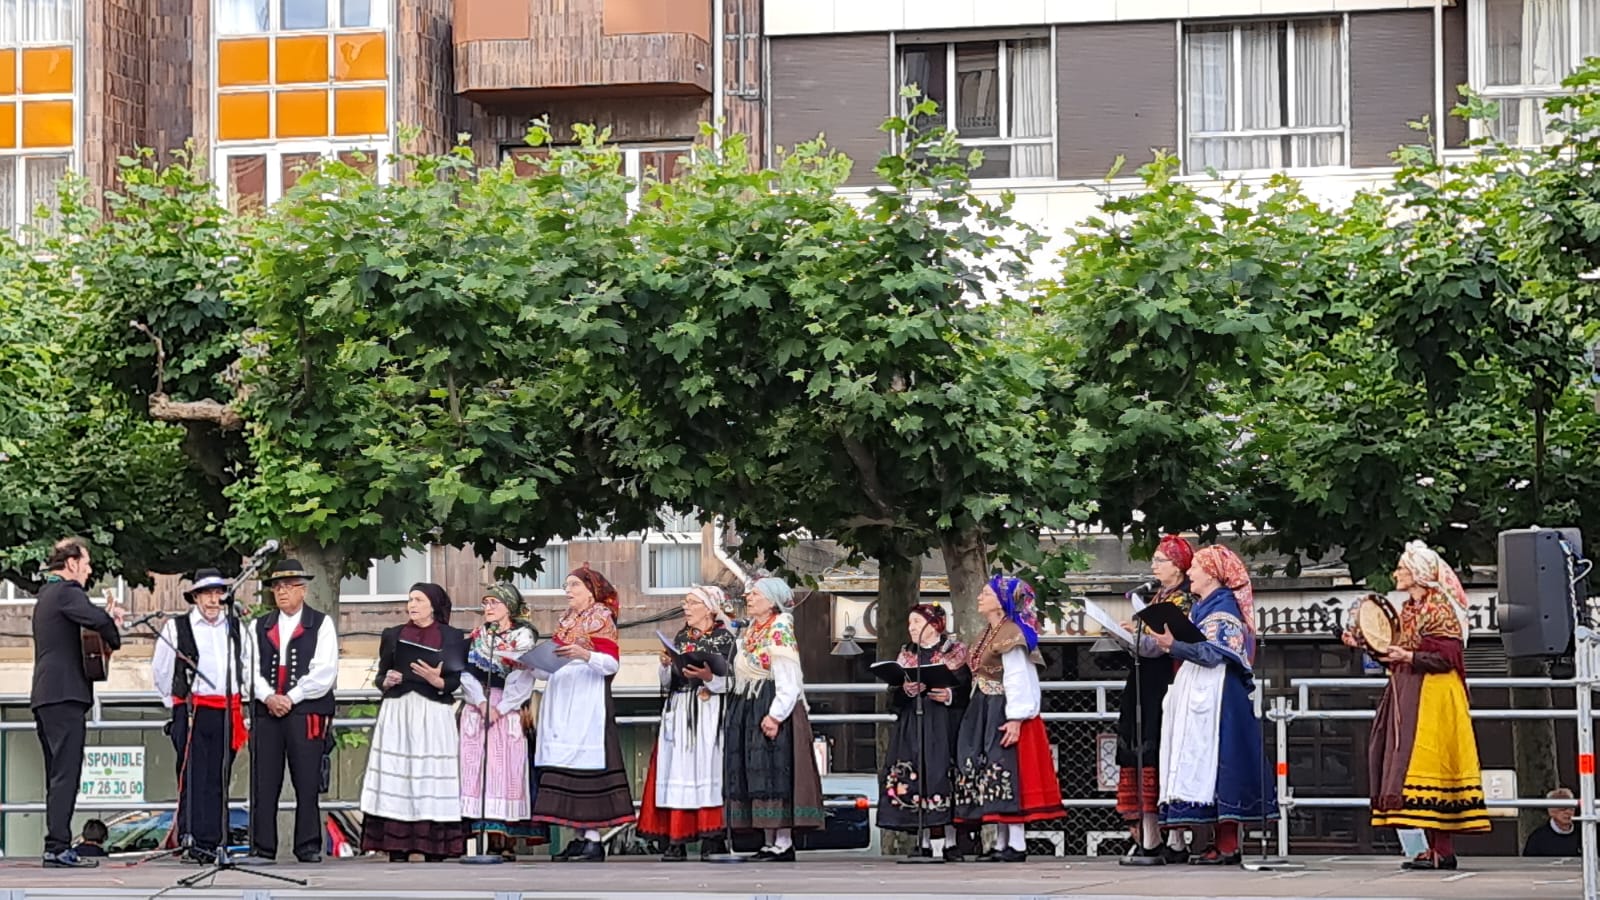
[{"left": 0, "top": 855, "right": 1585, "bottom": 899}]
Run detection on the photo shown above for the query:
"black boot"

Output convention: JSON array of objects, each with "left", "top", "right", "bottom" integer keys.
[
  {"left": 553, "top": 838, "right": 587, "bottom": 862},
  {"left": 699, "top": 837, "right": 728, "bottom": 861},
  {"left": 661, "top": 843, "right": 688, "bottom": 862},
  {"left": 572, "top": 840, "right": 606, "bottom": 863}
]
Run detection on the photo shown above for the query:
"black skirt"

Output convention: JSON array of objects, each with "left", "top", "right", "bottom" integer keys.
[
  {"left": 722, "top": 681, "right": 825, "bottom": 832},
  {"left": 877, "top": 690, "right": 964, "bottom": 832}
]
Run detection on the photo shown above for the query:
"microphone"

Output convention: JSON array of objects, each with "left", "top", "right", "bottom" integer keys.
[
  {"left": 727, "top": 618, "right": 750, "bottom": 631},
  {"left": 1126, "top": 579, "right": 1159, "bottom": 599},
  {"left": 251, "top": 539, "right": 280, "bottom": 558},
  {"left": 125, "top": 610, "right": 167, "bottom": 628}
]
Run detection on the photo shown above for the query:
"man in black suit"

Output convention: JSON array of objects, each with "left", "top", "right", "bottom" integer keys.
[{"left": 30, "top": 537, "right": 124, "bottom": 868}]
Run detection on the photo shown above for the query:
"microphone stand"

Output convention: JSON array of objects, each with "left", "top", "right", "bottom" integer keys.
[
  {"left": 461, "top": 622, "right": 503, "bottom": 865},
  {"left": 176, "top": 551, "right": 308, "bottom": 890},
  {"left": 1239, "top": 628, "right": 1301, "bottom": 872},
  {"left": 900, "top": 623, "right": 942, "bottom": 865},
  {"left": 1121, "top": 586, "right": 1161, "bottom": 867},
  {"left": 128, "top": 613, "right": 210, "bottom": 865}
]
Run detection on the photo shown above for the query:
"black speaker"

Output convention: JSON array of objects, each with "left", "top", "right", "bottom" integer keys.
[{"left": 1498, "top": 527, "right": 1586, "bottom": 658}]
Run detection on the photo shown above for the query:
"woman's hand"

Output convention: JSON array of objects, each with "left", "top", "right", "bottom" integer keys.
[
  {"left": 381, "top": 670, "right": 402, "bottom": 689},
  {"left": 760, "top": 715, "right": 781, "bottom": 739},
  {"left": 683, "top": 663, "right": 714, "bottom": 683},
  {"left": 658, "top": 649, "right": 674, "bottom": 666},
  {"left": 1151, "top": 625, "right": 1175, "bottom": 653},
  {"left": 487, "top": 706, "right": 502, "bottom": 726},
  {"left": 410, "top": 660, "right": 445, "bottom": 690},
  {"left": 1380, "top": 646, "right": 1414, "bottom": 665},
  {"left": 928, "top": 687, "right": 952, "bottom": 705},
  {"left": 1340, "top": 630, "right": 1360, "bottom": 649},
  {"left": 998, "top": 720, "right": 1022, "bottom": 748},
  {"left": 556, "top": 643, "right": 592, "bottom": 662},
  {"left": 902, "top": 681, "right": 925, "bottom": 697}
]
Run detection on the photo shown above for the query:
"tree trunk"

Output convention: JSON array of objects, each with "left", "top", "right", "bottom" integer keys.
[
  {"left": 283, "top": 541, "right": 346, "bottom": 627},
  {"left": 876, "top": 551, "right": 923, "bottom": 857},
  {"left": 940, "top": 525, "right": 990, "bottom": 645},
  {"left": 1509, "top": 655, "right": 1559, "bottom": 843}
]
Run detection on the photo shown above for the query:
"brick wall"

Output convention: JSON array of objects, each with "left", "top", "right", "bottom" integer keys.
[
  {"left": 81, "top": 0, "right": 147, "bottom": 202},
  {"left": 399, "top": 0, "right": 457, "bottom": 158}
]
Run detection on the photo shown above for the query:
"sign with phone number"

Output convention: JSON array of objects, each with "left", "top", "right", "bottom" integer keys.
[{"left": 77, "top": 747, "right": 145, "bottom": 803}]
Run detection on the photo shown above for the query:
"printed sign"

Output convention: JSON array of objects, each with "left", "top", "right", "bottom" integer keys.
[{"left": 78, "top": 746, "right": 145, "bottom": 803}]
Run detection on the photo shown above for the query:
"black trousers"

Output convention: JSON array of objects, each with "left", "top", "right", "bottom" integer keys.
[
  {"left": 249, "top": 708, "right": 327, "bottom": 859},
  {"left": 171, "top": 705, "right": 236, "bottom": 852},
  {"left": 33, "top": 701, "right": 89, "bottom": 855}
]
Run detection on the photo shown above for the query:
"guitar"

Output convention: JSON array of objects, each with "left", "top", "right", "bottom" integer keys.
[{"left": 81, "top": 589, "right": 123, "bottom": 683}]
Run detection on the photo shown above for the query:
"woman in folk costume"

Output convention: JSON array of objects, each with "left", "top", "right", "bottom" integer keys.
[
  {"left": 637, "top": 585, "right": 739, "bottom": 861},
  {"left": 1152, "top": 545, "right": 1277, "bottom": 866},
  {"left": 717, "top": 576, "right": 825, "bottom": 862},
  {"left": 953, "top": 575, "right": 1063, "bottom": 862},
  {"left": 361, "top": 583, "right": 471, "bottom": 861},
  {"left": 877, "top": 603, "right": 971, "bottom": 860},
  {"left": 530, "top": 564, "right": 636, "bottom": 862},
  {"left": 1117, "top": 535, "right": 1196, "bottom": 863},
  {"left": 459, "top": 582, "right": 543, "bottom": 860},
  {"left": 1344, "top": 541, "right": 1488, "bottom": 870}
]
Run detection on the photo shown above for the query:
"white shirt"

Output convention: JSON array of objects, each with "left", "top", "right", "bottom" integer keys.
[
  {"left": 1001, "top": 647, "right": 1041, "bottom": 720},
  {"left": 251, "top": 607, "right": 339, "bottom": 706},
  {"left": 151, "top": 609, "right": 239, "bottom": 708}
]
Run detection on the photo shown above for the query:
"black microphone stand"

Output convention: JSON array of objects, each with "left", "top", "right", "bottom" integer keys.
[
  {"left": 900, "top": 622, "right": 942, "bottom": 865},
  {"left": 1121, "top": 584, "right": 1161, "bottom": 867},
  {"left": 461, "top": 622, "right": 503, "bottom": 865},
  {"left": 175, "top": 551, "right": 308, "bottom": 890},
  {"left": 1240, "top": 628, "right": 1300, "bottom": 872},
  {"left": 126, "top": 613, "right": 210, "bottom": 866}
]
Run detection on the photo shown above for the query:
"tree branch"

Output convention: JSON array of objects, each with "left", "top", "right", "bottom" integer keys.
[
  {"left": 148, "top": 393, "right": 244, "bottom": 431},
  {"left": 841, "top": 436, "right": 895, "bottom": 519},
  {"left": 130, "top": 320, "right": 166, "bottom": 396}
]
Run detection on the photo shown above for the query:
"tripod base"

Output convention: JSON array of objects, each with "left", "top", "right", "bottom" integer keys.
[
  {"left": 703, "top": 852, "right": 750, "bottom": 864},
  {"left": 174, "top": 861, "right": 309, "bottom": 889},
  {"left": 457, "top": 854, "right": 504, "bottom": 865},
  {"left": 1241, "top": 856, "right": 1303, "bottom": 871}
]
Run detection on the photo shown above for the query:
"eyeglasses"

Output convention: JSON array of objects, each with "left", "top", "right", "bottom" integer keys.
[
  {"left": 1152, "top": 555, "right": 1171, "bottom": 564},
  {"left": 481, "top": 597, "right": 505, "bottom": 607},
  {"left": 269, "top": 582, "right": 305, "bottom": 592}
]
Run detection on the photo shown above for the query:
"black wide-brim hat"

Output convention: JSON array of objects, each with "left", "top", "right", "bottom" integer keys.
[
  {"left": 263, "top": 559, "right": 316, "bottom": 584},
  {"left": 183, "top": 568, "right": 229, "bottom": 602}
]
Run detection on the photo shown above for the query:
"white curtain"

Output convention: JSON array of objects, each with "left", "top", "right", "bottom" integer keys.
[
  {"left": 23, "top": 0, "right": 72, "bottom": 42},
  {"left": 1008, "top": 39, "right": 1053, "bottom": 178},
  {"left": 1583, "top": 0, "right": 1600, "bottom": 60},
  {"left": 1483, "top": 0, "right": 1568, "bottom": 143},
  {"left": 217, "top": 0, "right": 269, "bottom": 34},
  {"left": 1237, "top": 22, "right": 1284, "bottom": 170},
  {"left": 1186, "top": 28, "right": 1231, "bottom": 171},
  {"left": 0, "top": 0, "right": 17, "bottom": 44},
  {"left": 342, "top": 0, "right": 386, "bottom": 28},
  {"left": 0, "top": 160, "right": 15, "bottom": 236},
  {"left": 1292, "top": 20, "right": 1343, "bottom": 167},
  {"left": 24, "top": 155, "right": 66, "bottom": 232},
  {"left": 281, "top": 0, "right": 327, "bottom": 30},
  {"left": 650, "top": 543, "right": 699, "bottom": 591}
]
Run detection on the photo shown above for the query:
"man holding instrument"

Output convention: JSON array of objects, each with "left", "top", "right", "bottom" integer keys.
[{"left": 30, "top": 537, "right": 125, "bottom": 868}]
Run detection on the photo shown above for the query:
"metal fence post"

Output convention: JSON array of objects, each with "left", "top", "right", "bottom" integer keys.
[
  {"left": 1575, "top": 627, "right": 1598, "bottom": 900},
  {"left": 1274, "top": 695, "right": 1291, "bottom": 855}
]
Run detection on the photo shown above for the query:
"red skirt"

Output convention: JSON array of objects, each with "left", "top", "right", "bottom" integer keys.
[
  {"left": 636, "top": 747, "right": 725, "bottom": 843},
  {"left": 985, "top": 717, "right": 1063, "bottom": 824},
  {"left": 1116, "top": 766, "right": 1160, "bottom": 818}
]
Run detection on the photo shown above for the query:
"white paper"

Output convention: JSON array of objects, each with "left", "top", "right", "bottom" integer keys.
[
  {"left": 1129, "top": 593, "right": 1148, "bottom": 615},
  {"left": 1082, "top": 598, "right": 1135, "bottom": 648}
]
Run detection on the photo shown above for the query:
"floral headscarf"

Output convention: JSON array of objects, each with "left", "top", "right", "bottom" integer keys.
[
  {"left": 481, "top": 581, "right": 527, "bottom": 621},
  {"left": 987, "top": 574, "right": 1040, "bottom": 651},
  {"left": 687, "top": 584, "right": 732, "bottom": 625},
  {"left": 1158, "top": 534, "right": 1195, "bottom": 573},
  {"left": 910, "top": 603, "right": 947, "bottom": 636},
  {"left": 1399, "top": 540, "right": 1471, "bottom": 645},
  {"left": 569, "top": 563, "right": 620, "bottom": 616},
  {"left": 1191, "top": 545, "right": 1256, "bottom": 636}
]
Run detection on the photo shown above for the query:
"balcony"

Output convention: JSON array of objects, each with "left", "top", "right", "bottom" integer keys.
[{"left": 453, "top": 0, "right": 714, "bottom": 107}]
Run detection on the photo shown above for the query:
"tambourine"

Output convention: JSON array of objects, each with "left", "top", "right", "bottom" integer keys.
[{"left": 1352, "top": 593, "right": 1400, "bottom": 654}]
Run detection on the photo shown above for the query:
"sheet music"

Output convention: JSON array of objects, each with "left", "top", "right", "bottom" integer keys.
[
  {"left": 1082, "top": 598, "right": 1136, "bottom": 648},
  {"left": 1129, "top": 593, "right": 1148, "bottom": 615}
]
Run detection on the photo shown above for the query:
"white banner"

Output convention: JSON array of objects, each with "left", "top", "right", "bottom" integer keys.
[
  {"left": 78, "top": 746, "right": 145, "bottom": 804},
  {"left": 832, "top": 588, "right": 1504, "bottom": 642}
]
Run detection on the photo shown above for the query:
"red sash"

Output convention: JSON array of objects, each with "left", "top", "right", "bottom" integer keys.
[{"left": 177, "top": 693, "right": 248, "bottom": 752}]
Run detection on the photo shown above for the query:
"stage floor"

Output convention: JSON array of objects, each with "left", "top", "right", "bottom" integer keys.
[{"left": 0, "top": 854, "right": 1585, "bottom": 899}]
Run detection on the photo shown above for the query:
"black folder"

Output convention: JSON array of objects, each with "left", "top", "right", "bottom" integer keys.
[
  {"left": 1133, "top": 602, "right": 1206, "bottom": 645},
  {"left": 869, "top": 659, "right": 959, "bottom": 689},
  {"left": 656, "top": 631, "right": 731, "bottom": 677}
]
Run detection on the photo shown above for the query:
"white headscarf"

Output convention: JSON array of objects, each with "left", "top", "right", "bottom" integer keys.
[
  {"left": 686, "top": 584, "right": 732, "bottom": 625},
  {"left": 1399, "top": 540, "right": 1471, "bottom": 644}
]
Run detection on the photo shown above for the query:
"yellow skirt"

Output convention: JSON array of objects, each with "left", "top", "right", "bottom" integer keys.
[{"left": 1370, "top": 671, "right": 1490, "bottom": 833}]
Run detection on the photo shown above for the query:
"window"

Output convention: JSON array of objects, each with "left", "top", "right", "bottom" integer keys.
[
  {"left": 0, "top": 580, "right": 33, "bottom": 603},
  {"left": 502, "top": 143, "right": 693, "bottom": 209},
  {"left": 0, "top": 0, "right": 77, "bottom": 234},
  {"left": 1183, "top": 19, "right": 1346, "bottom": 173},
  {"left": 644, "top": 509, "right": 702, "bottom": 593},
  {"left": 508, "top": 543, "right": 570, "bottom": 594},
  {"left": 212, "top": 0, "right": 391, "bottom": 211},
  {"left": 339, "top": 547, "right": 429, "bottom": 602},
  {"left": 1471, "top": 0, "right": 1600, "bottom": 144},
  {"left": 897, "top": 37, "right": 1054, "bottom": 179}
]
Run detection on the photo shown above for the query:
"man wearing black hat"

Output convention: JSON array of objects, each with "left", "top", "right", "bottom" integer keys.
[
  {"left": 242, "top": 560, "right": 339, "bottom": 865},
  {"left": 151, "top": 568, "right": 245, "bottom": 862}
]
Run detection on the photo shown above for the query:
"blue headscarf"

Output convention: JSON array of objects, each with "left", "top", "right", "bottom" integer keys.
[
  {"left": 988, "top": 574, "right": 1040, "bottom": 651},
  {"left": 752, "top": 576, "right": 795, "bottom": 610}
]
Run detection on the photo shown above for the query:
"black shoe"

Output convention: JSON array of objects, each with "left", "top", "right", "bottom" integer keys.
[
  {"left": 42, "top": 849, "right": 98, "bottom": 869},
  {"left": 1189, "top": 848, "right": 1241, "bottom": 866},
  {"left": 553, "top": 838, "right": 586, "bottom": 862},
  {"left": 911, "top": 846, "right": 934, "bottom": 859},
  {"left": 699, "top": 837, "right": 728, "bottom": 860},
  {"left": 1159, "top": 845, "right": 1189, "bottom": 865},
  {"left": 571, "top": 840, "right": 605, "bottom": 863},
  {"left": 754, "top": 846, "right": 795, "bottom": 862},
  {"left": 295, "top": 853, "right": 322, "bottom": 864},
  {"left": 1402, "top": 853, "right": 1457, "bottom": 871},
  {"left": 661, "top": 843, "right": 688, "bottom": 862},
  {"left": 981, "top": 847, "right": 1026, "bottom": 863},
  {"left": 942, "top": 846, "right": 965, "bottom": 862}
]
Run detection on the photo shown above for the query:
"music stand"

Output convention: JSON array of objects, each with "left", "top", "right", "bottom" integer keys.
[
  {"left": 172, "top": 551, "right": 307, "bottom": 891},
  {"left": 1120, "top": 590, "right": 1161, "bottom": 868}
]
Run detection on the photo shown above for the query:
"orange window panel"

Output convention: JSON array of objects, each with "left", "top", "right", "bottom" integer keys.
[
  {"left": 0, "top": 103, "right": 15, "bottom": 150},
  {"left": 21, "top": 47, "right": 72, "bottom": 95},
  {"left": 0, "top": 50, "right": 15, "bottom": 95},
  {"left": 218, "top": 38, "right": 270, "bottom": 87},
  {"left": 334, "top": 32, "right": 386, "bottom": 82},
  {"left": 333, "top": 87, "right": 385, "bottom": 137},
  {"left": 276, "top": 90, "right": 329, "bottom": 138},
  {"left": 21, "top": 100, "right": 72, "bottom": 148},
  {"left": 217, "top": 92, "right": 271, "bottom": 142},
  {"left": 276, "top": 35, "right": 330, "bottom": 84}
]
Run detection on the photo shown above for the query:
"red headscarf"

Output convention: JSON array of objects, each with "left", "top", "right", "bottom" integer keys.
[
  {"left": 909, "top": 603, "right": 947, "bottom": 635},
  {"left": 1157, "top": 534, "right": 1195, "bottom": 573},
  {"left": 1191, "top": 545, "right": 1256, "bottom": 636},
  {"left": 569, "top": 563, "right": 619, "bottom": 616}
]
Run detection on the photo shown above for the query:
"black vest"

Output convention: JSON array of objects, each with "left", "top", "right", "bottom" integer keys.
[
  {"left": 255, "top": 606, "right": 336, "bottom": 715},
  {"left": 169, "top": 615, "right": 242, "bottom": 700}
]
